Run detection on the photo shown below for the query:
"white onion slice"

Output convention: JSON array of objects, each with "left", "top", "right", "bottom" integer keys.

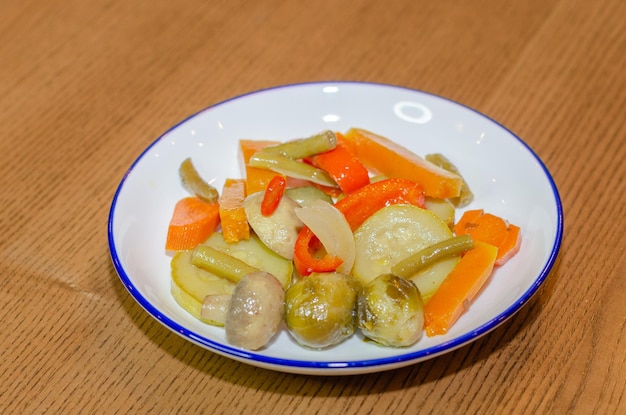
[{"left": 294, "top": 199, "right": 355, "bottom": 274}]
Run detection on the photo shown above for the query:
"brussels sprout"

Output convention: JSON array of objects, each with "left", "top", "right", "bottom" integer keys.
[
  {"left": 357, "top": 274, "right": 424, "bottom": 347},
  {"left": 285, "top": 272, "right": 361, "bottom": 349}
]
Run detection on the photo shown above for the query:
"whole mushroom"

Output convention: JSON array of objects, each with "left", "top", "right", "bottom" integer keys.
[{"left": 224, "top": 271, "right": 285, "bottom": 350}]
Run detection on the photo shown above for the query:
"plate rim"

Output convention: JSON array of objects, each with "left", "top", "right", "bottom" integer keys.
[{"left": 107, "top": 80, "right": 564, "bottom": 374}]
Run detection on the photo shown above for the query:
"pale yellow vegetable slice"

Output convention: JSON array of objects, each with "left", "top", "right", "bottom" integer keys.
[
  {"left": 243, "top": 191, "right": 303, "bottom": 260},
  {"left": 202, "top": 232, "right": 293, "bottom": 289},
  {"left": 352, "top": 204, "right": 460, "bottom": 302},
  {"left": 171, "top": 250, "right": 236, "bottom": 324}
]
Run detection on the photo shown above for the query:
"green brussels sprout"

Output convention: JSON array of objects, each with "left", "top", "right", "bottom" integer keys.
[
  {"left": 285, "top": 272, "right": 361, "bottom": 349},
  {"left": 357, "top": 273, "right": 424, "bottom": 347}
]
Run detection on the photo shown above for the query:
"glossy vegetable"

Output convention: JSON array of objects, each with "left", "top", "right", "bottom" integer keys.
[
  {"left": 357, "top": 274, "right": 424, "bottom": 347},
  {"left": 334, "top": 178, "right": 426, "bottom": 231},
  {"left": 285, "top": 185, "right": 333, "bottom": 207},
  {"left": 165, "top": 196, "right": 220, "bottom": 251},
  {"left": 454, "top": 209, "right": 521, "bottom": 266},
  {"left": 425, "top": 153, "right": 474, "bottom": 207},
  {"left": 261, "top": 175, "right": 287, "bottom": 216},
  {"left": 239, "top": 139, "right": 282, "bottom": 195},
  {"left": 284, "top": 272, "right": 361, "bottom": 349},
  {"left": 225, "top": 271, "right": 285, "bottom": 350},
  {"left": 260, "top": 130, "right": 337, "bottom": 159},
  {"left": 306, "top": 140, "right": 370, "bottom": 194},
  {"left": 201, "top": 294, "right": 231, "bottom": 326},
  {"left": 248, "top": 151, "right": 337, "bottom": 187},
  {"left": 170, "top": 250, "right": 236, "bottom": 323},
  {"left": 191, "top": 245, "right": 259, "bottom": 283},
  {"left": 219, "top": 178, "right": 250, "bottom": 243},
  {"left": 391, "top": 234, "right": 474, "bottom": 278},
  {"left": 423, "top": 241, "right": 498, "bottom": 336},
  {"left": 352, "top": 204, "right": 460, "bottom": 301},
  {"left": 202, "top": 233, "right": 293, "bottom": 288},
  {"left": 179, "top": 157, "right": 219, "bottom": 203},
  {"left": 424, "top": 197, "right": 456, "bottom": 229},
  {"left": 342, "top": 128, "right": 463, "bottom": 199},
  {"left": 294, "top": 199, "right": 355, "bottom": 275},
  {"left": 243, "top": 190, "right": 303, "bottom": 260},
  {"left": 293, "top": 227, "right": 343, "bottom": 276}
]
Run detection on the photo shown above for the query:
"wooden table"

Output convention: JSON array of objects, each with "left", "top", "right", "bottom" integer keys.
[{"left": 2, "top": 0, "right": 624, "bottom": 413}]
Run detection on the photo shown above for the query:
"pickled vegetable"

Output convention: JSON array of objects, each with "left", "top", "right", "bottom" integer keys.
[
  {"left": 170, "top": 250, "right": 236, "bottom": 323},
  {"left": 243, "top": 191, "right": 303, "bottom": 260},
  {"left": 284, "top": 272, "right": 361, "bottom": 349},
  {"left": 260, "top": 130, "right": 337, "bottom": 159},
  {"left": 191, "top": 245, "right": 259, "bottom": 284},
  {"left": 179, "top": 158, "right": 219, "bottom": 203},
  {"left": 225, "top": 271, "right": 285, "bottom": 350},
  {"left": 202, "top": 233, "right": 293, "bottom": 288},
  {"left": 357, "top": 274, "right": 424, "bottom": 347},
  {"left": 285, "top": 186, "right": 332, "bottom": 207},
  {"left": 391, "top": 234, "right": 474, "bottom": 278},
  {"left": 424, "top": 197, "right": 455, "bottom": 229},
  {"left": 294, "top": 199, "right": 355, "bottom": 275},
  {"left": 425, "top": 153, "right": 473, "bottom": 207},
  {"left": 248, "top": 152, "right": 336, "bottom": 187},
  {"left": 201, "top": 294, "right": 231, "bottom": 326}
]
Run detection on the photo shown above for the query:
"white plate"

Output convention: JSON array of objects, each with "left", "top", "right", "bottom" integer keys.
[{"left": 108, "top": 82, "right": 563, "bottom": 375}]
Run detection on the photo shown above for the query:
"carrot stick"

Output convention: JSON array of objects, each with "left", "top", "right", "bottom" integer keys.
[
  {"left": 342, "top": 128, "right": 463, "bottom": 199},
  {"left": 423, "top": 241, "right": 498, "bottom": 336},
  {"left": 218, "top": 179, "right": 250, "bottom": 243},
  {"left": 454, "top": 209, "right": 522, "bottom": 266},
  {"left": 165, "top": 196, "right": 220, "bottom": 251}
]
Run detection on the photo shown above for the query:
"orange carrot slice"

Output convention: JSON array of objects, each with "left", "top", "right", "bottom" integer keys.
[
  {"left": 165, "top": 196, "right": 220, "bottom": 251},
  {"left": 342, "top": 128, "right": 463, "bottom": 199},
  {"left": 423, "top": 240, "right": 498, "bottom": 336},
  {"left": 218, "top": 179, "right": 250, "bottom": 243},
  {"left": 454, "top": 209, "right": 522, "bottom": 266},
  {"left": 495, "top": 224, "right": 521, "bottom": 266}
]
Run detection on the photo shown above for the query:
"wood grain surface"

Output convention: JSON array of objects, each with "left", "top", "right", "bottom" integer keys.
[{"left": 1, "top": 0, "right": 624, "bottom": 413}]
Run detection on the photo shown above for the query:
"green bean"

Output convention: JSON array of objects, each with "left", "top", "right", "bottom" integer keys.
[
  {"left": 191, "top": 245, "right": 259, "bottom": 283},
  {"left": 249, "top": 152, "right": 337, "bottom": 187},
  {"left": 179, "top": 158, "right": 219, "bottom": 203},
  {"left": 261, "top": 130, "right": 337, "bottom": 159},
  {"left": 425, "top": 153, "right": 474, "bottom": 207},
  {"left": 391, "top": 235, "right": 474, "bottom": 278}
]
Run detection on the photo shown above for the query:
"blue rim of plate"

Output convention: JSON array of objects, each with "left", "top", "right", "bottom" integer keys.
[{"left": 108, "top": 81, "right": 564, "bottom": 373}]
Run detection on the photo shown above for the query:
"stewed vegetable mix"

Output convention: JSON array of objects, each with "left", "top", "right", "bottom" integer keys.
[{"left": 165, "top": 128, "right": 522, "bottom": 350}]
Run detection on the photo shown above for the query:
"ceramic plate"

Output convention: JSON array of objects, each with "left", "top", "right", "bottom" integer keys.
[{"left": 108, "top": 82, "right": 563, "bottom": 375}]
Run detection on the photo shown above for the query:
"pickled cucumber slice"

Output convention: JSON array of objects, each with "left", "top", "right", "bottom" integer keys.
[
  {"left": 203, "top": 233, "right": 293, "bottom": 288},
  {"left": 171, "top": 250, "right": 236, "bottom": 324},
  {"left": 352, "top": 204, "right": 460, "bottom": 301}
]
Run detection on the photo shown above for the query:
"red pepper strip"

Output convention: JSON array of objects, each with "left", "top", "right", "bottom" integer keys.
[
  {"left": 260, "top": 175, "right": 287, "bottom": 216},
  {"left": 334, "top": 178, "right": 426, "bottom": 231},
  {"left": 293, "top": 226, "right": 343, "bottom": 276},
  {"left": 306, "top": 139, "right": 370, "bottom": 194}
]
